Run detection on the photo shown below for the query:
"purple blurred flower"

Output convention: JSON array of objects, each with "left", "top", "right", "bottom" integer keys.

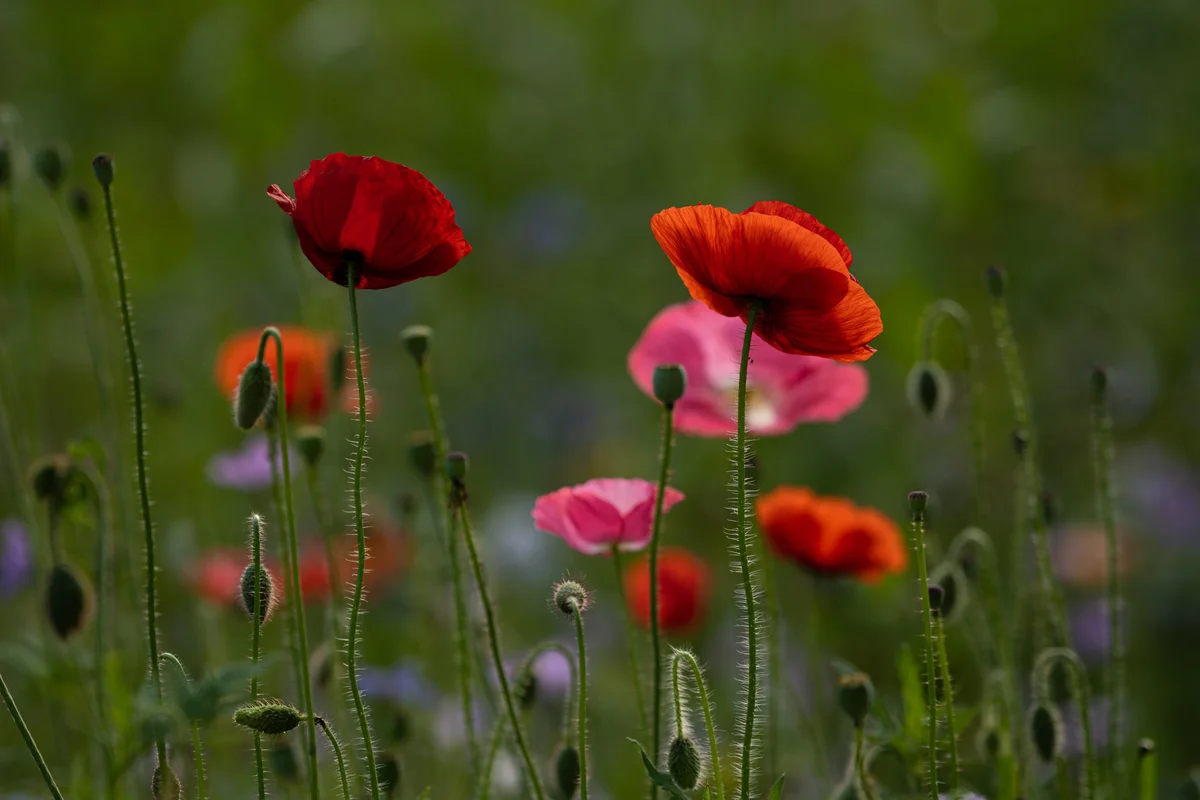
[
  {"left": 505, "top": 645, "right": 573, "bottom": 697},
  {"left": 206, "top": 434, "right": 285, "bottom": 492},
  {"left": 1119, "top": 444, "right": 1200, "bottom": 547},
  {"left": 1069, "top": 598, "right": 1127, "bottom": 663},
  {"left": 1063, "top": 696, "right": 1113, "bottom": 757},
  {"left": 0, "top": 520, "right": 32, "bottom": 598},
  {"left": 357, "top": 660, "right": 438, "bottom": 710}
]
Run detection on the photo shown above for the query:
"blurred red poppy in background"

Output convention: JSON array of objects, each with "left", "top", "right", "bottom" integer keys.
[
  {"left": 624, "top": 547, "right": 712, "bottom": 635},
  {"left": 297, "top": 528, "right": 408, "bottom": 602}
]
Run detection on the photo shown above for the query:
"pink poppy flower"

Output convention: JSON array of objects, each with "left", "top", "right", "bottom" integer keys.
[
  {"left": 532, "top": 478, "right": 685, "bottom": 555},
  {"left": 628, "top": 301, "right": 869, "bottom": 437}
]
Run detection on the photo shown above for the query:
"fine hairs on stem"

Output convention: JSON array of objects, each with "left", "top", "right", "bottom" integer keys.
[
  {"left": 1034, "top": 648, "right": 1098, "bottom": 800},
  {"left": 671, "top": 648, "right": 724, "bottom": 800},
  {"left": 648, "top": 398, "right": 677, "bottom": 792},
  {"left": 249, "top": 513, "right": 267, "bottom": 800},
  {"left": 908, "top": 492, "right": 939, "bottom": 800},
  {"left": 316, "top": 716, "right": 352, "bottom": 800},
  {"left": 344, "top": 265, "right": 383, "bottom": 800},
  {"left": 568, "top": 596, "right": 590, "bottom": 800},
  {"left": 933, "top": 612, "right": 960, "bottom": 794},
  {"left": 94, "top": 154, "right": 168, "bottom": 774},
  {"left": 191, "top": 721, "right": 207, "bottom": 800},
  {"left": 1, "top": 670, "right": 65, "bottom": 799}
]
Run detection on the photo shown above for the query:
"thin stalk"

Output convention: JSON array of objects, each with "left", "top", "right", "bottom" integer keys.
[
  {"left": 934, "top": 615, "right": 960, "bottom": 794},
  {"left": 477, "top": 716, "right": 507, "bottom": 800},
  {"left": 345, "top": 269, "right": 382, "bottom": 800},
  {"left": 454, "top": 497, "right": 546, "bottom": 800},
  {"left": 1034, "top": 648, "right": 1097, "bottom": 800},
  {"left": 734, "top": 305, "right": 763, "bottom": 800},
  {"left": 191, "top": 721, "right": 207, "bottom": 800},
  {"left": 98, "top": 172, "right": 168, "bottom": 772},
  {"left": 1138, "top": 746, "right": 1156, "bottom": 800},
  {"left": 854, "top": 726, "right": 872, "bottom": 799},
  {"left": 316, "top": 717, "right": 352, "bottom": 800},
  {"left": 648, "top": 401, "right": 677, "bottom": 793},
  {"left": 0, "top": 670, "right": 64, "bottom": 799},
  {"left": 910, "top": 498, "right": 939, "bottom": 799},
  {"left": 250, "top": 514, "right": 267, "bottom": 800},
  {"left": 1055, "top": 756, "right": 1071, "bottom": 800},
  {"left": 260, "top": 327, "right": 320, "bottom": 800},
  {"left": 570, "top": 599, "right": 590, "bottom": 800},
  {"left": 612, "top": 546, "right": 648, "bottom": 740},
  {"left": 671, "top": 650, "right": 724, "bottom": 800},
  {"left": 761, "top": 555, "right": 782, "bottom": 783}
]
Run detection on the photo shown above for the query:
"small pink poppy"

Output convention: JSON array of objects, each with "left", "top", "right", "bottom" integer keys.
[
  {"left": 532, "top": 478, "right": 685, "bottom": 556},
  {"left": 628, "top": 301, "right": 869, "bottom": 437}
]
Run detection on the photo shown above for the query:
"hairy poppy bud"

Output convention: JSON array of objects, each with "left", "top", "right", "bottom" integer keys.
[
  {"left": 92, "top": 154, "right": 114, "bottom": 188},
  {"left": 377, "top": 751, "right": 401, "bottom": 798},
  {"left": 240, "top": 562, "right": 275, "bottom": 624},
  {"left": 515, "top": 667, "right": 538, "bottom": 710},
  {"left": 553, "top": 744, "right": 581, "bottom": 799},
  {"left": 445, "top": 451, "right": 469, "bottom": 482},
  {"left": 33, "top": 145, "right": 66, "bottom": 192},
  {"left": 653, "top": 364, "right": 687, "bottom": 407},
  {"left": 927, "top": 584, "right": 945, "bottom": 617},
  {"left": 401, "top": 325, "right": 433, "bottom": 364},
  {"left": 234, "top": 701, "right": 304, "bottom": 735},
  {"left": 908, "top": 491, "right": 928, "bottom": 514},
  {"left": 668, "top": 735, "right": 702, "bottom": 790},
  {"left": 234, "top": 360, "right": 275, "bottom": 430},
  {"left": 836, "top": 672, "right": 875, "bottom": 728},
  {"left": 906, "top": 361, "right": 951, "bottom": 420},
  {"left": 296, "top": 425, "right": 325, "bottom": 468},
  {"left": 69, "top": 187, "right": 92, "bottom": 220},
  {"left": 44, "top": 563, "right": 93, "bottom": 640},
  {"left": 553, "top": 579, "right": 589, "bottom": 617},
  {"left": 985, "top": 265, "right": 1006, "bottom": 298},
  {"left": 1028, "top": 703, "right": 1063, "bottom": 763},
  {"left": 151, "top": 764, "right": 182, "bottom": 800},
  {"left": 269, "top": 739, "right": 300, "bottom": 783},
  {"left": 407, "top": 431, "right": 437, "bottom": 479}
]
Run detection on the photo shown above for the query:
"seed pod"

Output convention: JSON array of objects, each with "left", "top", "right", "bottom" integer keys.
[
  {"left": 445, "top": 451, "right": 469, "bottom": 482},
  {"left": 377, "top": 751, "right": 401, "bottom": 798},
  {"left": 92, "top": 154, "right": 114, "bottom": 188},
  {"left": 667, "top": 736, "right": 702, "bottom": 790},
  {"left": 1028, "top": 703, "right": 1063, "bottom": 763},
  {"left": 553, "top": 744, "right": 581, "bottom": 799},
  {"left": 233, "top": 701, "right": 303, "bottom": 735},
  {"left": 908, "top": 490, "right": 928, "bottom": 514},
  {"left": 44, "top": 563, "right": 92, "bottom": 640},
  {"left": 234, "top": 360, "right": 275, "bottom": 430},
  {"left": 240, "top": 562, "right": 275, "bottom": 624},
  {"left": 552, "top": 580, "right": 589, "bottom": 617},
  {"left": 836, "top": 672, "right": 875, "bottom": 728},
  {"left": 296, "top": 425, "right": 326, "bottom": 468},
  {"left": 906, "top": 360, "right": 952, "bottom": 420},
  {"left": 151, "top": 764, "right": 182, "bottom": 800},
  {"left": 653, "top": 364, "right": 687, "bottom": 407},
  {"left": 401, "top": 325, "right": 433, "bottom": 364}
]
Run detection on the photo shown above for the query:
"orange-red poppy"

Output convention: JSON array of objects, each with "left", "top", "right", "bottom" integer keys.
[
  {"left": 651, "top": 202, "right": 882, "bottom": 362},
  {"left": 624, "top": 547, "right": 712, "bottom": 635},
  {"left": 757, "top": 486, "right": 906, "bottom": 582},
  {"left": 187, "top": 547, "right": 284, "bottom": 609},
  {"left": 297, "top": 528, "right": 408, "bottom": 602},
  {"left": 215, "top": 326, "right": 346, "bottom": 422}
]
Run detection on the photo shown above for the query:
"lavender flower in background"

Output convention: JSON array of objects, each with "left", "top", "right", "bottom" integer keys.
[
  {"left": 357, "top": 660, "right": 438, "bottom": 710},
  {"left": 1119, "top": 443, "right": 1200, "bottom": 547},
  {"left": 1063, "top": 696, "right": 1113, "bottom": 758},
  {"left": 1069, "top": 598, "right": 1128, "bottom": 663},
  {"left": 504, "top": 644, "right": 573, "bottom": 698},
  {"left": 0, "top": 519, "right": 32, "bottom": 598},
  {"left": 205, "top": 434, "right": 286, "bottom": 492}
]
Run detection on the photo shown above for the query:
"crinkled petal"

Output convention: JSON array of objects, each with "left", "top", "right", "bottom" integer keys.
[{"left": 743, "top": 200, "right": 853, "bottom": 269}]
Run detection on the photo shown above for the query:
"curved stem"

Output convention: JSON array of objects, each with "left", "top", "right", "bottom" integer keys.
[
  {"left": 250, "top": 514, "right": 267, "bottom": 800},
  {"left": 910, "top": 503, "right": 939, "bottom": 799},
  {"left": 316, "top": 717, "right": 352, "bottom": 800},
  {"left": 1, "top": 670, "right": 64, "bottom": 799},
  {"left": 571, "top": 600, "right": 590, "bottom": 800},
  {"left": 612, "top": 546, "right": 648, "bottom": 741},
  {"left": 260, "top": 327, "right": 320, "bottom": 800},
  {"left": 671, "top": 654, "right": 686, "bottom": 740},
  {"left": 648, "top": 402, "right": 677, "bottom": 793},
  {"left": 734, "top": 306, "right": 762, "bottom": 800},
  {"left": 671, "top": 650, "right": 724, "bottom": 800},
  {"left": 1091, "top": 376, "right": 1123, "bottom": 790},
  {"left": 1034, "top": 648, "right": 1097, "bottom": 800},
  {"left": 191, "top": 721, "right": 207, "bottom": 800},
  {"left": 477, "top": 716, "right": 507, "bottom": 800},
  {"left": 934, "top": 615, "right": 959, "bottom": 794},
  {"left": 345, "top": 270, "right": 382, "bottom": 800},
  {"left": 99, "top": 178, "right": 167, "bottom": 772}
]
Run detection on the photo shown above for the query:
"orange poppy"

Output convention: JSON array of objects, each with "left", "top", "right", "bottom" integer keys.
[
  {"left": 757, "top": 486, "right": 906, "bottom": 582},
  {"left": 651, "top": 202, "right": 882, "bottom": 362},
  {"left": 215, "top": 326, "right": 342, "bottom": 422},
  {"left": 624, "top": 547, "right": 712, "bottom": 635},
  {"left": 297, "top": 527, "right": 408, "bottom": 602}
]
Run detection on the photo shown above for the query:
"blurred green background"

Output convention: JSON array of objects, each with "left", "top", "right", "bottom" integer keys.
[{"left": 2, "top": 0, "right": 1200, "bottom": 797}]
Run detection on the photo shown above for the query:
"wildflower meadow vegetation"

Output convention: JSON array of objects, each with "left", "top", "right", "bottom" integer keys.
[{"left": 2, "top": 4, "right": 1200, "bottom": 799}]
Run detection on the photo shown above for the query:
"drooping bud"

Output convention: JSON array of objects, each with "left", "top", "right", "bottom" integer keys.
[
  {"left": 1028, "top": 703, "right": 1063, "bottom": 763},
  {"left": 269, "top": 739, "right": 301, "bottom": 783},
  {"left": 407, "top": 431, "right": 437, "bottom": 479},
  {"left": 401, "top": 325, "right": 433, "bottom": 364},
  {"left": 151, "top": 764, "right": 182, "bottom": 800},
  {"left": 44, "top": 563, "right": 93, "bottom": 640},
  {"left": 377, "top": 751, "right": 401, "bottom": 798},
  {"left": 553, "top": 744, "right": 581, "bottom": 799},
  {"left": 234, "top": 360, "right": 275, "bottom": 430},
  {"left": 552, "top": 579, "right": 590, "bottom": 617},
  {"left": 445, "top": 451, "right": 469, "bottom": 483},
  {"left": 240, "top": 562, "right": 275, "bottom": 624},
  {"left": 836, "top": 672, "right": 875, "bottom": 728},
  {"left": 653, "top": 364, "right": 687, "bottom": 407},
  {"left": 91, "top": 154, "right": 114, "bottom": 188},
  {"left": 985, "top": 265, "right": 1006, "bottom": 298},
  {"left": 906, "top": 361, "right": 952, "bottom": 420},
  {"left": 233, "top": 701, "right": 304, "bottom": 735},
  {"left": 927, "top": 584, "right": 945, "bottom": 617},
  {"left": 296, "top": 425, "right": 326, "bottom": 468},
  {"left": 515, "top": 667, "right": 538, "bottom": 710},
  {"left": 908, "top": 491, "right": 928, "bottom": 514},
  {"left": 667, "top": 735, "right": 702, "bottom": 790},
  {"left": 929, "top": 563, "right": 967, "bottom": 622},
  {"left": 68, "top": 187, "right": 92, "bottom": 220},
  {"left": 33, "top": 145, "right": 66, "bottom": 192}
]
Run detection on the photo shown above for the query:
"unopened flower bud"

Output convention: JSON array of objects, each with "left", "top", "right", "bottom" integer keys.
[
  {"left": 407, "top": 432, "right": 437, "bottom": 479},
  {"left": 377, "top": 751, "right": 401, "bottom": 798},
  {"left": 1028, "top": 703, "right": 1063, "bottom": 763},
  {"left": 240, "top": 562, "right": 275, "bottom": 624},
  {"left": 985, "top": 265, "right": 1006, "bottom": 298},
  {"left": 553, "top": 744, "right": 581, "bottom": 799},
  {"left": 927, "top": 584, "right": 945, "bottom": 617},
  {"left": 44, "top": 562, "right": 93, "bottom": 640},
  {"left": 234, "top": 360, "right": 275, "bottom": 430},
  {"left": 69, "top": 187, "right": 92, "bottom": 219},
  {"left": 552, "top": 579, "right": 589, "bottom": 617},
  {"left": 836, "top": 672, "right": 874, "bottom": 728},
  {"left": 296, "top": 425, "right": 326, "bottom": 468},
  {"left": 234, "top": 701, "right": 304, "bottom": 735},
  {"left": 445, "top": 451, "right": 469, "bottom": 482},
  {"left": 515, "top": 667, "right": 538, "bottom": 710},
  {"left": 91, "top": 154, "right": 114, "bottom": 188},
  {"left": 668, "top": 735, "right": 702, "bottom": 790},
  {"left": 908, "top": 491, "right": 928, "bottom": 514},
  {"left": 907, "top": 361, "right": 951, "bottom": 420},
  {"left": 401, "top": 325, "right": 433, "bottom": 364},
  {"left": 33, "top": 145, "right": 66, "bottom": 192},
  {"left": 151, "top": 764, "right": 182, "bottom": 800},
  {"left": 653, "top": 364, "right": 687, "bottom": 407}
]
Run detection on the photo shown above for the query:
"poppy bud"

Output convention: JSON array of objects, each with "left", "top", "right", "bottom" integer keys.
[
  {"left": 653, "top": 364, "right": 687, "bottom": 407},
  {"left": 69, "top": 187, "right": 92, "bottom": 220},
  {"left": 553, "top": 744, "right": 581, "bottom": 799},
  {"left": 44, "top": 563, "right": 93, "bottom": 640},
  {"left": 446, "top": 451, "right": 469, "bottom": 482},
  {"left": 985, "top": 265, "right": 1006, "bottom": 298},
  {"left": 151, "top": 764, "right": 182, "bottom": 800},
  {"left": 240, "top": 562, "right": 275, "bottom": 625},
  {"left": 0, "top": 143, "right": 11, "bottom": 185},
  {"left": 1138, "top": 738, "right": 1155, "bottom": 759},
  {"left": 407, "top": 431, "right": 437, "bottom": 479},
  {"left": 1012, "top": 430, "right": 1028, "bottom": 457},
  {"left": 269, "top": 739, "right": 300, "bottom": 783},
  {"left": 92, "top": 154, "right": 114, "bottom": 188},
  {"left": 927, "top": 584, "right": 945, "bottom": 617},
  {"left": 377, "top": 751, "right": 401, "bottom": 797},
  {"left": 515, "top": 667, "right": 538, "bottom": 710},
  {"left": 401, "top": 325, "right": 433, "bottom": 364},
  {"left": 553, "top": 579, "right": 589, "bottom": 617},
  {"left": 908, "top": 491, "right": 928, "bottom": 514},
  {"left": 233, "top": 701, "right": 304, "bottom": 735},
  {"left": 668, "top": 735, "right": 702, "bottom": 790},
  {"left": 906, "top": 361, "right": 951, "bottom": 420},
  {"left": 836, "top": 672, "right": 874, "bottom": 728},
  {"left": 33, "top": 145, "right": 66, "bottom": 192},
  {"left": 1028, "top": 703, "right": 1063, "bottom": 763},
  {"left": 929, "top": 564, "right": 967, "bottom": 622},
  {"left": 234, "top": 360, "right": 275, "bottom": 430},
  {"left": 296, "top": 425, "right": 326, "bottom": 468},
  {"left": 976, "top": 724, "right": 1002, "bottom": 760}
]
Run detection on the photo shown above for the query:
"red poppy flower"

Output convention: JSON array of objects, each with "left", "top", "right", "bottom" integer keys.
[
  {"left": 268, "top": 153, "right": 471, "bottom": 290},
  {"left": 650, "top": 202, "right": 882, "bottom": 362},
  {"left": 187, "top": 548, "right": 284, "bottom": 609},
  {"left": 624, "top": 547, "right": 712, "bottom": 635},
  {"left": 757, "top": 486, "right": 906, "bottom": 582},
  {"left": 296, "top": 528, "right": 408, "bottom": 603}
]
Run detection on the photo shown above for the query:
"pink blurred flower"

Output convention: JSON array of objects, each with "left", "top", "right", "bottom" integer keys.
[
  {"left": 532, "top": 478, "right": 684, "bottom": 555},
  {"left": 628, "top": 301, "right": 869, "bottom": 436}
]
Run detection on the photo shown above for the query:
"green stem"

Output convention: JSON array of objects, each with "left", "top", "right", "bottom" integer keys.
[
  {"left": 250, "top": 514, "right": 267, "bottom": 800},
  {"left": 454, "top": 497, "right": 546, "bottom": 800},
  {"left": 0, "top": 670, "right": 64, "bottom": 799},
  {"left": 98, "top": 175, "right": 167, "bottom": 772},
  {"left": 612, "top": 546, "right": 648, "bottom": 741},
  {"left": 671, "top": 656, "right": 686, "bottom": 739},
  {"left": 571, "top": 599, "right": 590, "bottom": 800},
  {"left": 1035, "top": 648, "right": 1097, "bottom": 800},
  {"left": 762, "top": 555, "right": 782, "bottom": 783},
  {"left": 910, "top": 500, "right": 939, "bottom": 800},
  {"left": 734, "top": 305, "right": 762, "bottom": 800},
  {"left": 1138, "top": 746, "right": 1156, "bottom": 800},
  {"left": 854, "top": 725, "right": 875, "bottom": 800},
  {"left": 934, "top": 615, "right": 959, "bottom": 794},
  {"left": 345, "top": 269, "right": 382, "bottom": 800},
  {"left": 191, "top": 721, "right": 207, "bottom": 800},
  {"left": 671, "top": 650, "right": 724, "bottom": 800},
  {"left": 477, "top": 716, "right": 507, "bottom": 800},
  {"left": 259, "top": 327, "right": 320, "bottom": 800},
  {"left": 81, "top": 461, "right": 114, "bottom": 793},
  {"left": 648, "top": 401, "right": 677, "bottom": 795},
  {"left": 1055, "top": 755, "right": 1071, "bottom": 800},
  {"left": 316, "top": 717, "right": 352, "bottom": 800}
]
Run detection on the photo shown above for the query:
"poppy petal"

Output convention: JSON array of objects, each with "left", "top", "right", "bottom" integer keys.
[
  {"left": 757, "top": 281, "right": 883, "bottom": 361},
  {"left": 268, "top": 185, "right": 297, "bottom": 215},
  {"left": 743, "top": 201, "right": 853, "bottom": 269}
]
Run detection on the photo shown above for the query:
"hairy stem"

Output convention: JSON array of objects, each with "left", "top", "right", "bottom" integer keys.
[
  {"left": 571, "top": 599, "right": 590, "bottom": 800},
  {"left": 0, "top": 670, "right": 64, "bottom": 799},
  {"left": 191, "top": 721, "right": 207, "bottom": 800},
  {"left": 649, "top": 401, "right": 677, "bottom": 795},
  {"left": 934, "top": 615, "right": 960, "bottom": 794},
  {"left": 672, "top": 650, "right": 724, "bottom": 800},
  {"left": 1035, "top": 648, "right": 1097, "bottom": 800},
  {"left": 250, "top": 514, "right": 267, "bottom": 800},
  {"left": 316, "top": 717, "right": 352, "bottom": 800},
  {"left": 612, "top": 546, "right": 648, "bottom": 741},
  {"left": 910, "top": 502, "right": 939, "bottom": 799}
]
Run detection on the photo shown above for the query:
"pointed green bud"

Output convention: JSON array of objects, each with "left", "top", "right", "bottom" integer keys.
[
  {"left": 552, "top": 579, "right": 589, "bottom": 617},
  {"left": 906, "top": 360, "right": 951, "bottom": 419},
  {"left": 233, "top": 701, "right": 304, "bottom": 735},
  {"left": 377, "top": 751, "right": 401, "bottom": 798},
  {"left": 151, "top": 764, "right": 182, "bottom": 800},
  {"left": 985, "top": 265, "right": 1005, "bottom": 298},
  {"left": 234, "top": 360, "right": 275, "bottom": 430},
  {"left": 44, "top": 563, "right": 93, "bottom": 641},
  {"left": 91, "top": 154, "right": 114, "bottom": 188},
  {"left": 1028, "top": 703, "right": 1063, "bottom": 763},
  {"left": 908, "top": 490, "right": 928, "bottom": 514},
  {"left": 33, "top": 145, "right": 66, "bottom": 192},
  {"left": 296, "top": 425, "right": 326, "bottom": 468},
  {"left": 407, "top": 431, "right": 437, "bottom": 479},
  {"left": 668, "top": 736, "right": 702, "bottom": 790},
  {"left": 240, "top": 562, "right": 274, "bottom": 624},
  {"left": 401, "top": 325, "right": 433, "bottom": 364},
  {"left": 836, "top": 671, "right": 874, "bottom": 728},
  {"left": 653, "top": 364, "right": 687, "bottom": 407},
  {"left": 553, "top": 744, "right": 581, "bottom": 799}
]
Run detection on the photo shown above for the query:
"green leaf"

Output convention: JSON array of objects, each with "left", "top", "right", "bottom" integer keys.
[
  {"left": 768, "top": 774, "right": 785, "bottom": 799},
  {"left": 629, "top": 739, "right": 690, "bottom": 800}
]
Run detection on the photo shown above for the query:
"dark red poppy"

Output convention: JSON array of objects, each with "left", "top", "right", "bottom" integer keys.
[
  {"left": 651, "top": 202, "right": 882, "bottom": 362},
  {"left": 624, "top": 547, "right": 712, "bottom": 635},
  {"left": 268, "top": 153, "right": 471, "bottom": 290}
]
